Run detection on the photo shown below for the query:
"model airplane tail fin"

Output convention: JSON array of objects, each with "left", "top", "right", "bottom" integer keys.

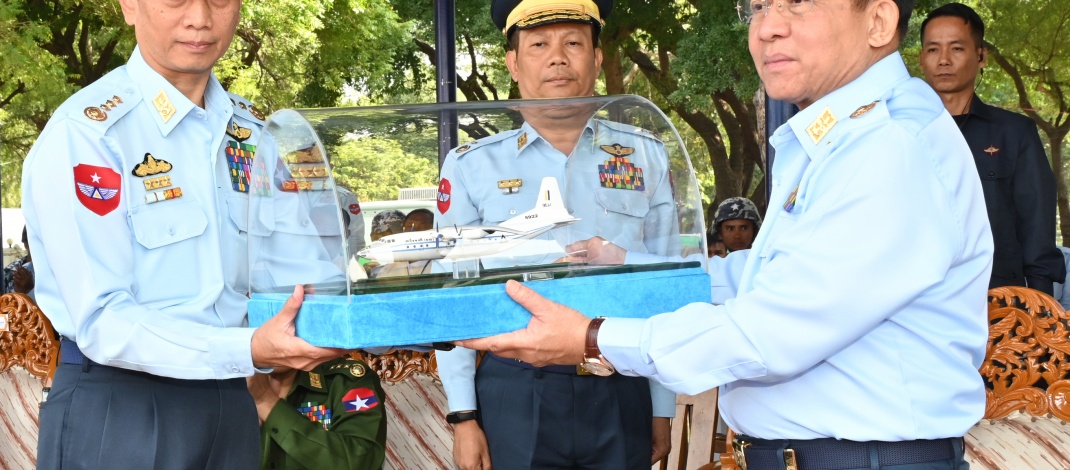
[{"left": 501, "top": 177, "right": 578, "bottom": 232}]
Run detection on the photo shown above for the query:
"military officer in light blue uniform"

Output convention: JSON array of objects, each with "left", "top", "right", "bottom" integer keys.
[
  {"left": 459, "top": 1, "right": 993, "bottom": 469},
  {"left": 435, "top": 1, "right": 678, "bottom": 469},
  {"left": 437, "top": 119, "right": 679, "bottom": 267},
  {"left": 21, "top": 1, "right": 345, "bottom": 468}
]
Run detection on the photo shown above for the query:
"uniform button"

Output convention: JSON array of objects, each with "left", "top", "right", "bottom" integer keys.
[
  {"left": 509, "top": 210, "right": 516, "bottom": 215},
  {"left": 196, "top": 111, "right": 205, "bottom": 119},
  {"left": 271, "top": 428, "right": 278, "bottom": 434},
  {"left": 988, "top": 172, "right": 995, "bottom": 177},
  {"left": 167, "top": 226, "right": 175, "bottom": 235},
  {"left": 125, "top": 87, "right": 135, "bottom": 94},
  {"left": 231, "top": 366, "right": 240, "bottom": 373},
  {"left": 302, "top": 220, "right": 310, "bottom": 227}
]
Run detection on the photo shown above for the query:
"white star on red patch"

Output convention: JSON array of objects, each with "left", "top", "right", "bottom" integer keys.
[{"left": 91, "top": 173, "right": 102, "bottom": 183}]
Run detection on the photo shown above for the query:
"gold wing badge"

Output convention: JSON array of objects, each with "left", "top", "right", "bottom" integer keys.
[
  {"left": 132, "top": 153, "right": 173, "bottom": 177},
  {"left": 226, "top": 121, "right": 252, "bottom": 142},
  {"left": 600, "top": 143, "right": 635, "bottom": 157}
]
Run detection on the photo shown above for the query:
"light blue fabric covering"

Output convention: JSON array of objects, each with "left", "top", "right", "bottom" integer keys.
[{"left": 249, "top": 267, "right": 709, "bottom": 348}]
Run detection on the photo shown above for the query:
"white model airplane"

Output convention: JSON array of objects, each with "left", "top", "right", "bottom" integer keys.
[{"left": 357, "top": 177, "right": 578, "bottom": 263}]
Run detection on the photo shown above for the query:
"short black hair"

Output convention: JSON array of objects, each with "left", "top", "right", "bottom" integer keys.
[{"left": 920, "top": 2, "right": 984, "bottom": 47}]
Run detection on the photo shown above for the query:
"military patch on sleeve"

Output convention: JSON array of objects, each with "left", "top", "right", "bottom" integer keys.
[
  {"left": 437, "top": 178, "right": 452, "bottom": 214},
  {"left": 73, "top": 164, "right": 122, "bottom": 216},
  {"left": 342, "top": 388, "right": 380, "bottom": 413}
]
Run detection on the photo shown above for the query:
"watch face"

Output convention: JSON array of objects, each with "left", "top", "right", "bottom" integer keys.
[{"left": 581, "top": 358, "right": 615, "bottom": 376}]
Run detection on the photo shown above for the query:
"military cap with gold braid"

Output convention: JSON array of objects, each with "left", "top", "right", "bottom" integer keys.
[{"left": 491, "top": 0, "right": 613, "bottom": 38}]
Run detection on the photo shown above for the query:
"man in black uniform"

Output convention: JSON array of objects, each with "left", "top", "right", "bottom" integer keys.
[{"left": 919, "top": 2, "right": 1065, "bottom": 294}]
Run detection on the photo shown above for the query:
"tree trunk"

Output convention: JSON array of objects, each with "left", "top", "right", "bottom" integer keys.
[{"left": 1053, "top": 133, "right": 1070, "bottom": 246}]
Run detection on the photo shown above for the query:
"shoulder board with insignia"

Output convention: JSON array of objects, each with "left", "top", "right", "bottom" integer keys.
[
  {"left": 65, "top": 68, "right": 143, "bottom": 135},
  {"left": 595, "top": 119, "right": 663, "bottom": 143},
  {"left": 450, "top": 128, "right": 524, "bottom": 159},
  {"left": 325, "top": 357, "right": 371, "bottom": 378},
  {"left": 226, "top": 91, "right": 267, "bottom": 124}
]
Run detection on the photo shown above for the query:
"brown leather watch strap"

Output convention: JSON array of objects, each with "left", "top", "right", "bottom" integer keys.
[{"left": 585, "top": 317, "right": 606, "bottom": 359}]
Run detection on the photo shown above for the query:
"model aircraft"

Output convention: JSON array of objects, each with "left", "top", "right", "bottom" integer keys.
[{"left": 357, "top": 177, "right": 578, "bottom": 263}]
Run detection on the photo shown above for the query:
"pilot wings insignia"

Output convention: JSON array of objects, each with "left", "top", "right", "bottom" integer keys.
[
  {"left": 226, "top": 121, "right": 252, "bottom": 142},
  {"left": 599, "top": 143, "right": 635, "bottom": 157},
  {"left": 132, "top": 153, "right": 173, "bottom": 177}
]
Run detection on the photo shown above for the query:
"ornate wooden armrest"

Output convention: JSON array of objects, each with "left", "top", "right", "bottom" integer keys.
[
  {"left": 349, "top": 350, "right": 439, "bottom": 383},
  {"left": 982, "top": 286, "right": 1070, "bottom": 421},
  {"left": 0, "top": 293, "right": 59, "bottom": 380}
]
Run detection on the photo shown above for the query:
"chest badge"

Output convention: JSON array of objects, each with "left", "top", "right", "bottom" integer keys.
[
  {"left": 226, "top": 121, "right": 252, "bottom": 142},
  {"left": 598, "top": 143, "right": 644, "bottom": 191},
  {"left": 498, "top": 178, "right": 523, "bottom": 194},
  {"left": 806, "top": 107, "right": 838, "bottom": 144},
  {"left": 984, "top": 145, "right": 1000, "bottom": 156},
  {"left": 132, "top": 153, "right": 173, "bottom": 177},
  {"left": 298, "top": 401, "right": 332, "bottom": 430}
]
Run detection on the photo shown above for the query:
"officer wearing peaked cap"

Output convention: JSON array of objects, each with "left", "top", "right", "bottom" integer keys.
[
  {"left": 435, "top": 1, "right": 679, "bottom": 469},
  {"left": 22, "top": 1, "right": 345, "bottom": 468}
]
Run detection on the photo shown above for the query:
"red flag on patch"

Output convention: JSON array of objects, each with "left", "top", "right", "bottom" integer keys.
[
  {"left": 437, "top": 178, "right": 452, "bottom": 214},
  {"left": 73, "top": 164, "right": 122, "bottom": 216}
]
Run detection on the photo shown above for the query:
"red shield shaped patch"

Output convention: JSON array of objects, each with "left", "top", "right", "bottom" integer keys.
[
  {"left": 348, "top": 203, "right": 361, "bottom": 215},
  {"left": 437, "top": 178, "right": 452, "bottom": 214},
  {"left": 73, "top": 164, "right": 122, "bottom": 216}
]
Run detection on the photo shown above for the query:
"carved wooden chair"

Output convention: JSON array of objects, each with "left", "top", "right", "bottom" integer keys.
[
  {"left": 0, "top": 293, "right": 60, "bottom": 469},
  {"left": 350, "top": 350, "right": 455, "bottom": 469},
  {"left": 964, "top": 286, "right": 1070, "bottom": 468}
]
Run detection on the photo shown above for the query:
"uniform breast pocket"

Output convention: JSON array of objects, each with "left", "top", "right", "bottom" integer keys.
[
  {"left": 595, "top": 190, "right": 651, "bottom": 220},
  {"left": 975, "top": 151, "right": 1015, "bottom": 181},
  {"left": 130, "top": 200, "right": 208, "bottom": 249}
]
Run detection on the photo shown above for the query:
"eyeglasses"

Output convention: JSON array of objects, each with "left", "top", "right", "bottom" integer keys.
[{"left": 736, "top": 0, "right": 816, "bottom": 23}]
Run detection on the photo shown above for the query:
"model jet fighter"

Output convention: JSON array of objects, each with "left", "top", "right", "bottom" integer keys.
[{"left": 357, "top": 177, "right": 578, "bottom": 263}]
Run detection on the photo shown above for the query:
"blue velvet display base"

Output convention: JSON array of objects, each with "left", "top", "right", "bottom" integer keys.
[{"left": 248, "top": 267, "right": 710, "bottom": 348}]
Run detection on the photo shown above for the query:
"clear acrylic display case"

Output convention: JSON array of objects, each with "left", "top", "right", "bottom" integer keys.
[{"left": 246, "top": 95, "right": 712, "bottom": 348}]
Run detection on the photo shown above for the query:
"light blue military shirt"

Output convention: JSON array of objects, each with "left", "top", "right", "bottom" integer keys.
[
  {"left": 22, "top": 47, "right": 276, "bottom": 379},
  {"left": 599, "top": 52, "right": 993, "bottom": 440},
  {"left": 435, "top": 118, "right": 679, "bottom": 417}
]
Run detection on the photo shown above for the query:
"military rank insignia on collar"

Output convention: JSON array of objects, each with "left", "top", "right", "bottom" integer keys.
[
  {"left": 517, "top": 132, "right": 528, "bottom": 150},
  {"left": 152, "top": 90, "right": 176, "bottom": 124},
  {"left": 309, "top": 372, "right": 323, "bottom": 388},
  {"left": 806, "top": 107, "right": 838, "bottom": 144},
  {"left": 132, "top": 153, "right": 173, "bottom": 177}
]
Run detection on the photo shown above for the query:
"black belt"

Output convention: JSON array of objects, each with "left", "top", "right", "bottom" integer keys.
[
  {"left": 486, "top": 352, "right": 594, "bottom": 376},
  {"left": 732, "top": 435, "right": 959, "bottom": 470}
]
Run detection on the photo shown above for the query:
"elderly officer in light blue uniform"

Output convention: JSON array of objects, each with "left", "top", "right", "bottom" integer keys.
[
  {"left": 457, "top": 0, "right": 994, "bottom": 468},
  {"left": 21, "top": 1, "right": 344, "bottom": 467}
]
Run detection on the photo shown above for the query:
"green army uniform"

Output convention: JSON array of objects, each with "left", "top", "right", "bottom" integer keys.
[{"left": 260, "top": 357, "right": 387, "bottom": 470}]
